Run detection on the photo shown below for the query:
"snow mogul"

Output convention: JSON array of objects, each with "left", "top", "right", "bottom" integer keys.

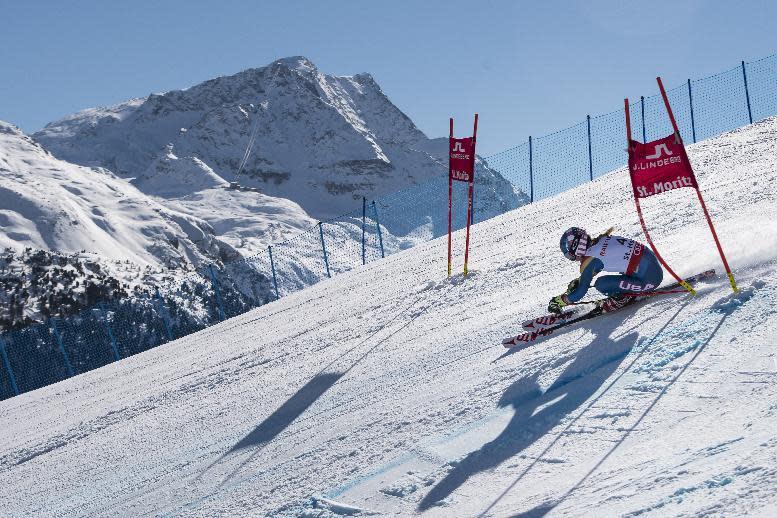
[{"left": 548, "top": 227, "right": 663, "bottom": 315}]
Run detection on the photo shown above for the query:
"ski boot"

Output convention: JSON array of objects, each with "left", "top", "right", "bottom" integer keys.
[{"left": 590, "top": 294, "right": 634, "bottom": 316}]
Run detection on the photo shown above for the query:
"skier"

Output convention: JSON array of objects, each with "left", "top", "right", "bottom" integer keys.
[{"left": 548, "top": 227, "right": 663, "bottom": 315}]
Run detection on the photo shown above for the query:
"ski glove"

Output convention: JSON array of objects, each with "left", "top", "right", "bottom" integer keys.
[
  {"left": 548, "top": 294, "right": 570, "bottom": 314},
  {"left": 566, "top": 278, "right": 580, "bottom": 294}
]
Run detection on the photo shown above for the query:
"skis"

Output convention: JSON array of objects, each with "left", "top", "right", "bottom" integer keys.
[
  {"left": 502, "top": 269, "right": 716, "bottom": 348},
  {"left": 520, "top": 311, "right": 576, "bottom": 332}
]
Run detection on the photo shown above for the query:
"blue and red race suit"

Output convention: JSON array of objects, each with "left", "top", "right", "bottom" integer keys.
[{"left": 566, "top": 235, "right": 663, "bottom": 302}]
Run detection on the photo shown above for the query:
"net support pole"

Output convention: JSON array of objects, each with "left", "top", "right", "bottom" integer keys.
[
  {"left": 625, "top": 98, "right": 696, "bottom": 295},
  {"left": 318, "top": 222, "right": 331, "bottom": 279},
  {"left": 528, "top": 136, "right": 534, "bottom": 202},
  {"left": 0, "top": 335, "right": 19, "bottom": 397},
  {"left": 371, "top": 201, "right": 385, "bottom": 258},
  {"left": 50, "top": 318, "right": 74, "bottom": 377},
  {"left": 99, "top": 302, "right": 121, "bottom": 361},
  {"left": 361, "top": 197, "right": 366, "bottom": 266},
  {"left": 687, "top": 79, "right": 697, "bottom": 143},
  {"left": 463, "top": 114, "right": 478, "bottom": 276},
  {"left": 741, "top": 61, "right": 753, "bottom": 124},
  {"left": 207, "top": 265, "right": 226, "bottom": 321},
  {"left": 448, "top": 118, "right": 453, "bottom": 277},
  {"left": 586, "top": 114, "right": 593, "bottom": 181},
  {"left": 657, "top": 77, "right": 738, "bottom": 293},
  {"left": 154, "top": 287, "right": 174, "bottom": 340},
  {"left": 268, "top": 246, "right": 280, "bottom": 300}
]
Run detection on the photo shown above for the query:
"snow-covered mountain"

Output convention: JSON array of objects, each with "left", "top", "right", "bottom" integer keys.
[
  {"left": 131, "top": 144, "right": 317, "bottom": 255},
  {"left": 2, "top": 118, "right": 775, "bottom": 516},
  {"left": 0, "top": 121, "right": 235, "bottom": 269},
  {"left": 34, "top": 56, "right": 524, "bottom": 232}
]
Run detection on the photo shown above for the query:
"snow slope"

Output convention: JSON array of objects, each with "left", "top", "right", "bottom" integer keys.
[
  {"left": 1, "top": 118, "right": 776, "bottom": 517},
  {"left": 133, "top": 144, "right": 317, "bottom": 255},
  {"left": 0, "top": 121, "right": 235, "bottom": 269}
]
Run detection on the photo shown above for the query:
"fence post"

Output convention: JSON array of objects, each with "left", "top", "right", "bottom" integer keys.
[
  {"left": 207, "top": 264, "right": 226, "bottom": 321},
  {"left": 528, "top": 136, "right": 534, "bottom": 202},
  {"left": 586, "top": 115, "right": 593, "bottom": 181},
  {"left": 0, "top": 335, "right": 19, "bottom": 397},
  {"left": 372, "top": 201, "right": 385, "bottom": 258},
  {"left": 688, "top": 79, "right": 697, "bottom": 143},
  {"left": 99, "top": 302, "right": 121, "bottom": 361},
  {"left": 741, "top": 60, "right": 753, "bottom": 124},
  {"left": 50, "top": 318, "right": 74, "bottom": 377},
  {"left": 154, "top": 287, "right": 174, "bottom": 341},
  {"left": 640, "top": 96, "right": 646, "bottom": 142},
  {"left": 268, "top": 246, "right": 280, "bottom": 300},
  {"left": 361, "top": 197, "right": 366, "bottom": 266},
  {"left": 318, "top": 222, "right": 331, "bottom": 278}
]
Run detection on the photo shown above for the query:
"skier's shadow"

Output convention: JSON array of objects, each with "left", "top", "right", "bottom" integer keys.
[
  {"left": 229, "top": 371, "right": 344, "bottom": 452},
  {"left": 419, "top": 317, "right": 637, "bottom": 511},
  {"left": 201, "top": 285, "right": 448, "bottom": 488}
]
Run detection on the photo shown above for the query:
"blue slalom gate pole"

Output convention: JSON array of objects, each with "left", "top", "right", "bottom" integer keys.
[{"left": 0, "top": 335, "right": 19, "bottom": 397}]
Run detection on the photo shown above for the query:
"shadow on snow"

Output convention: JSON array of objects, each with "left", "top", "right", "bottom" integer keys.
[
  {"left": 229, "top": 372, "right": 345, "bottom": 452},
  {"left": 419, "top": 315, "right": 635, "bottom": 511}
]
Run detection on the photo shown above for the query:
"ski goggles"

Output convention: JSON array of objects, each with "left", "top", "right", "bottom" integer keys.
[{"left": 564, "top": 234, "right": 588, "bottom": 261}]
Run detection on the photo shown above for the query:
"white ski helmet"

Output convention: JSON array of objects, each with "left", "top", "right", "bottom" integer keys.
[{"left": 560, "top": 227, "right": 590, "bottom": 261}]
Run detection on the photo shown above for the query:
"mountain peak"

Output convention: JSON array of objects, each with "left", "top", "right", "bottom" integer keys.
[
  {"left": 271, "top": 56, "right": 318, "bottom": 74},
  {"left": 32, "top": 58, "right": 523, "bottom": 222},
  {"left": 0, "top": 120, "right": 24, "bottom": 136}
]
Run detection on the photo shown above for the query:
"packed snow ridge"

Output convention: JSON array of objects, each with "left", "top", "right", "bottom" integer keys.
[{"left": 2, "top": 114, "right": 775, "bottom": 516}]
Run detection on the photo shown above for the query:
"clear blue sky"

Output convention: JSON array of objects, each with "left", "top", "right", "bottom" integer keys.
[{"left": 1, "top": 0, "right": 775, "bottom": 155}]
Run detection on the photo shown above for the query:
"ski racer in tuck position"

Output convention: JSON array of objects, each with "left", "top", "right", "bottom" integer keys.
[{"left": 548, "top": 227, "right": 663, "bottom": 315}]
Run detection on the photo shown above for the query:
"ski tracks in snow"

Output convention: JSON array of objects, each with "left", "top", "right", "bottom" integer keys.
[{"left": 317, "top": 271, "right": 776, "bottom": 517}]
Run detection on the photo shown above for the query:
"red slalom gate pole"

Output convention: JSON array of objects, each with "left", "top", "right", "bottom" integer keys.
[
  {"left": 625, "top": 98, "right": 696, "bottom": 295},
  {"left": 656, "top": 77, "right": 738, "bottom": 293},
  {"left": 448, "top": 118, "right": 453, "bottom": 277},
  {"left": 656, "top": 77, "right": 682, "bottom": 142},
  {"left": 463, "top": 114, "right": 478, "bottom": 276},
  {"left": 693, "top": 188, "right": 738, "bottom": 292}
]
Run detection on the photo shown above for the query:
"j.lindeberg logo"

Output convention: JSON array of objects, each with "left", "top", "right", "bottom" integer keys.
[
  {"left": 632, "top": 141, "right": 682, "bottom": 172},
  {"left": 646, "top": 143, "right": 673, "bottom": 159},
  {"left": 452, "top": 141, "right": 466, "bottom": 153}
]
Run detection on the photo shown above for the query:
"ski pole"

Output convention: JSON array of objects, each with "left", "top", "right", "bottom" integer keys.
[{"left": 568, "top": 289, "right": 689, "bottom": 306}]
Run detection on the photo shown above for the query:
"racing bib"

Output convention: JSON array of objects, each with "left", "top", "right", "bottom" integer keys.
[{"left": 585, "top": 236, "right": 644, "bottom": 275}]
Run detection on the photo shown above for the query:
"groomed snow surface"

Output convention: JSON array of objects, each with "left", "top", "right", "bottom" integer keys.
[{"left": 2, "top": 119, "right": 777, "bottom": 517}]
